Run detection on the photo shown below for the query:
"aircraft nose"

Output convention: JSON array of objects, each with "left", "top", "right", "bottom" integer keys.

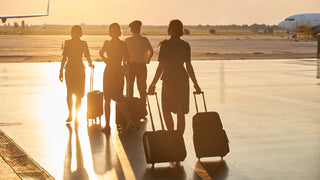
[{"left": 278, "top": 21, "right": 285, "bottom": 29}]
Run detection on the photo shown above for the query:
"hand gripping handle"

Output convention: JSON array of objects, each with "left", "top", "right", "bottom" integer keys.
[{"left": 193, "top": 91, "right": 207, "bottom": 113}]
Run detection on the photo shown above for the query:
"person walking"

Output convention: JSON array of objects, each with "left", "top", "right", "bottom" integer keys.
[
  {"left": 99, "top": 23, "right": 133, "bottom": 134},
  {"left": 125, "top": 20, "right": 153, "bottom": 107},
  {"left": 148, "top": 19, "right": 201, "bottom": 135},
  {"left": 59, "top": 25, "right": 94, "bottom": 123}
]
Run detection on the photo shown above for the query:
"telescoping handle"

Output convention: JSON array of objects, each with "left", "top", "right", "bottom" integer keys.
[
  {"left": 193, "top": 91, "right": 207, "bottom": 113},
  {"left": 90, "top": 67, "right": 94, "bottom": 92},
  {"left": 146, "top": 92, "right": 165, "bottom": 132}
]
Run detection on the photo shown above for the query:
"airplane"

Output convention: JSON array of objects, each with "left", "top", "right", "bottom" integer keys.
[
  {"left": 278, "top": 13, "right": 320, "bottom": 37},
  {"left": 0, "top": 0, "right": 49, "bottom": 23}
]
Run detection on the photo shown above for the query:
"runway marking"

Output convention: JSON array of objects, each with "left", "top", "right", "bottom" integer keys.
[
  {"left": 186, "top": 159, "right": 212, "bottom": 180},
  {"left": 111, "top": 130, "right": 137, "bottom": 180}
]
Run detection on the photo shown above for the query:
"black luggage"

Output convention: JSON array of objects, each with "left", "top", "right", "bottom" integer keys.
[
  {"left": 115, "top": 66, "right": 147, "bottom": 130},
  {"left": 192, "top": 92, "right": 229, "bottom": 160},
  {"left": 142, "top": 92, "right": 187, "bottom": 168},
  {"left": 87, "top": 68, "right": 104, "bottom": 123},
  {"left": 116, "top": 96, "right": 147, "bottom": 129}
]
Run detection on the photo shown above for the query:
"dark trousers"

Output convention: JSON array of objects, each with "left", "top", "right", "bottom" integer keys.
[{"left": 127, "top": 63, "right": 147, "bottom": 103}]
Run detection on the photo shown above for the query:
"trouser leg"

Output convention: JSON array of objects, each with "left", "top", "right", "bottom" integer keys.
[
  {"left": 136, "top": 64, "right": 147, "bottom": 103},
  {"left": 127, "top": 65, "right": 135, "bottom": 97}
]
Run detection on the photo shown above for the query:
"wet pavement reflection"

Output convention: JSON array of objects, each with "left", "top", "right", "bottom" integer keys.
[
  {"left": 0, "top": 60, "right": 320, "bottom": 179},
  {"left": 63, "top": 122, "right": 89, "bottom": 180}
]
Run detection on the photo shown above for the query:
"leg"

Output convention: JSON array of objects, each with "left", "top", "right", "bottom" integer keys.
[
  {"left": 176, "top": 105, "right": 185, "bottom": 135},
  {"left": 66, "top": 92, "right": 73, "bottom": 122},
  {"left": 163, "top": 110, "right": 174, "bottom": 131},
  {"left": 127, "top": 65, "right": 135, "bottom": 97},
  {"left": 74, "top": 95, "right": 82, "bottom": 120},
  {"left": 104, "top": 97, "right": 111, "bottom": 131},
  {"left": 137, "top": 64, "right": 147, "bottom": 104}
]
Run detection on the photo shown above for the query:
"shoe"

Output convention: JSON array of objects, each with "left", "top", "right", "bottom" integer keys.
[{"left": 66, "top": 116, "right": 72, "bottom": 123}]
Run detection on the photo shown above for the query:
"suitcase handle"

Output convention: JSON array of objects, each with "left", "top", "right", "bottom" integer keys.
[
  {"left": 90, "top": 67, "right": 94, "bottom": 92},
  {"left": 146, "top": 92, "right": 165, "bottom": 131},
  {"left": 193, "top": 91, "right": 207, "bottom": 113}
]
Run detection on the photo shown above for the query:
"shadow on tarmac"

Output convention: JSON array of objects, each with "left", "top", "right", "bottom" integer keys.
[
  {"left": 87, "top": 121, "right": 126, "bottom": 179},
  {"left": 62, "top": 119, "right": 227, "bottom": 179},
  {"left": 63, "top": 121, "right": 89, "bottom": 180}
]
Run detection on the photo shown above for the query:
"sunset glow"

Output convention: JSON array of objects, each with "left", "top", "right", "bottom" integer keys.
[{"left": 1, "top": 0, "right": 319, "bottom": 25}]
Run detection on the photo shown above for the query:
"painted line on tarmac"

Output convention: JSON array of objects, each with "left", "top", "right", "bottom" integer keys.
[
  {"left": 111, "top": 129, "right": 137, "bottom": 180},
  {"left": 185, "top": 158, "right": 212, "bottom": 180}
]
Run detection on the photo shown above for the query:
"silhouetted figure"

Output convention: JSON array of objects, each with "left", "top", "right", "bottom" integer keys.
[
  {"left": 59, "top": 25, "right": 94, "bottom": 122},
  {"left": 125, "top": 20, "right": 153, "bottom": 106},
  {"left": 148, "top": 19, "right": 201, "bottom": 135},
  {"left": 99, "top": 23, "right": 133, "bottom": 133},
  {"left": 63, "top": 122, "right": 89, "bottom": 180}
]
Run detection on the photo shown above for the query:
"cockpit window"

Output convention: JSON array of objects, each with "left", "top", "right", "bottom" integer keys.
[{"left": 285, "top": 18, "right": 295, "bottom": 21}]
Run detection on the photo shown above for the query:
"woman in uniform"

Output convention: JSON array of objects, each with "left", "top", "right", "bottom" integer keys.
[
  {"left": 148, "top": 19, "right": 201, "bottom": 135},
  {"left": 99, "top": 23, "right": 133, "bottom": 133},
  {"left": 59, "top": 25, "right": 94, "bottom": 122}
]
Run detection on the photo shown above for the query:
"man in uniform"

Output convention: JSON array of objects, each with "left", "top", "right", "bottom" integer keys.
[{"left": 125, "top": 20, "right": 153, "bottom": 107}]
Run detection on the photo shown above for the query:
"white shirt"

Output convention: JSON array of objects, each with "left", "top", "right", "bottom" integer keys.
[{"left": 125, "top": 34, "right": 153, "bottom": 64}]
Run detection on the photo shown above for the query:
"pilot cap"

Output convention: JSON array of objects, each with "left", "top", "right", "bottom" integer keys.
[{"left": 129, "top": 20, "right": 142, "bottom": 29}]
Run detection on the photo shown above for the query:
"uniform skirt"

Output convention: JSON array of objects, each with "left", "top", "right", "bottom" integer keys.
[
  {"left": 65, "top": 68, "right": 85, "bottom": 98},
  {"left": 161, "top": 78, "right": 189, "bottom": 114},
  {"left": 103, "top": 65, "right": 124, "bottom": 101}
]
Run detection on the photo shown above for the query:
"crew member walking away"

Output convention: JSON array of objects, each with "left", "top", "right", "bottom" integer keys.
[
  {"left": 99, "top": 23, "right": 133, "bottom": 134},
  {"left": 148, "top": 19, "right": 201, "bottom": 135},
  {"left": 125, "top": 20, "right": 153, "bottom": 107},
  {"left": 59, "top": 25, "right": 94, "bottom": 123}
]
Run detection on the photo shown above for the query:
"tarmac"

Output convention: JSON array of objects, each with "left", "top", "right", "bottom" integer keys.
[
  {"left": 0, "top": 129, "right": 54, "bottom": 179},
  {"left": 0, "top": 59, "right": 320, "bottom": 180}
]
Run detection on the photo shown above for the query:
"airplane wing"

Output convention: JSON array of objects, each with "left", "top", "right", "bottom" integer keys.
[{"left": 1, "top": 0, "right": 49, "bottom": 23}]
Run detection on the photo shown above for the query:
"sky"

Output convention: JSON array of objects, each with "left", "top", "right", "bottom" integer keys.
[{"left": 1, "top": 0, "right": 319, "bottom": 25}]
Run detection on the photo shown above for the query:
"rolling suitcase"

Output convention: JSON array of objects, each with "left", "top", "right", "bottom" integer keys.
[
  {"left": 87, "top": 68, "right": 104, "bottom": 123},
  {"left": 115, "top": 66, "right": 147, "bottom": 131},
  {"left": 116, "top": 96, "right": 147, "bottom": 130},
  {"left": 192, "top": 92, "right": 229, "bottom": 160},
  {"left": 142, "top": 92, "right": 187, "bottom": 168}
]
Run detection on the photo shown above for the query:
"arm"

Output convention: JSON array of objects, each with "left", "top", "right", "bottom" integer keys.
[
  {"left": 86, "top": 56, "right": 94, "bottom": 68},
  {"left": 59, "top": 55, "right": 67, "bottom": 82},
  {"left": 146, "top": 39, "right": 154, "bottom": 64},
  {"left": 123, "top": 42, "right": 130, "bottom": 65},
  {"left": 148, "top": 61, "right": 165, "bottom": 94},
  {"left": 99, "top": 49, "right": 107, "bottom": 64},
  {"left": 186, "top": 61, "right": 201, "bottom": 93},
  {"left": 84, "top": 42, "right": 94, "bottom": 68},
  {"left": 99, "top": 41, "right": 108, "bottom": 64},
  {"left": 147, "top": 49, "right": 153, "bottom": 64}
]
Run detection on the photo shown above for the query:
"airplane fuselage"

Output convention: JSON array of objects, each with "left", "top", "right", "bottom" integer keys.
[{"left": 278, "top": 13, "right": 320, "bottom": 35}]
